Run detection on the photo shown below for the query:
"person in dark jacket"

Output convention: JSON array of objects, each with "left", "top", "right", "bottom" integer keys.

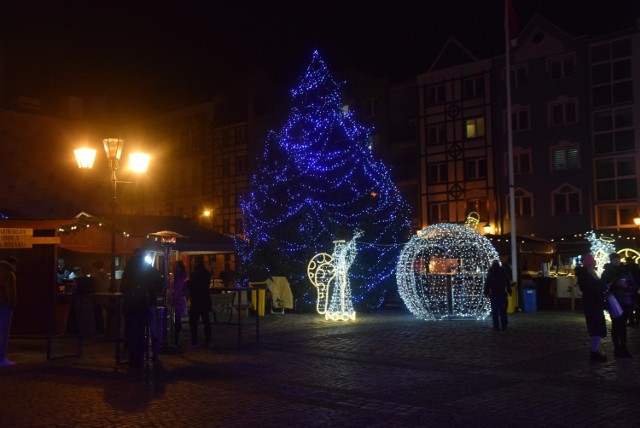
[
  {"left": 120, "top": 250, "right": 163, "bottom": 368},
  {"left": 575, "top": 254, "right": 608, "bottom": 362},
  {"left": 624, "top": 257, "right": 640, "bottom": 327},
  {"left": 188, "top": 256, "right": 212, "bottom": 348},
  {"left": 601, "top": 252, "right": 636, "bottom": 358},
  {"left": 483, "top": 259, "right": 511, "bottom": 331}
]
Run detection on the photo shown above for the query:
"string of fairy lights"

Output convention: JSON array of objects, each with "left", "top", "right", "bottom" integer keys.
[{"left": 397, "top": 222, "right": 499, "bottom": 321}]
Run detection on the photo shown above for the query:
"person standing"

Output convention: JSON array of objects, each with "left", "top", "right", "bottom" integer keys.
[
  {"left": 188, "top": 256, "right": 212, "bottom": 348},
  {"left": 167, "top": 260, "right": 188, "bottom": 348},
  {"left": 602, "top": 252, "right": 635, "bottom": 358},
  {"left": 120, "top": 250, "right": 163, "bottom": 368},
  {"left": 624, "top": 257, "right": 640, "bottom": 327},
  {"left": 575, "top": 254, "right": 608, "bottom": 362},
  {"left": 0, "top": 257, "right": 17, "bottom": 367},
  {"left": 483, "top": 259, "right": 511, "bottom": 331}
]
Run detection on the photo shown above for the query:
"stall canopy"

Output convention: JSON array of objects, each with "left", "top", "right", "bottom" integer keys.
[{"left": 58, "top": 213, "right": 235, "bottom": 255}]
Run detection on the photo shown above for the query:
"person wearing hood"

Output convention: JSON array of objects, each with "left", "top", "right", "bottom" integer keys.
[
  {"left": 575, "top": 254, "right": 608, "bottom": 362},
  {"left": 0, "top": 257, "right": 17, "bottom": 367}
]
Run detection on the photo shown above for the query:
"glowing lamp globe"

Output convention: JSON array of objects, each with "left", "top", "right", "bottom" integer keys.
[{"left": 396, "top": 223, "right": 499, "bottom": 321}]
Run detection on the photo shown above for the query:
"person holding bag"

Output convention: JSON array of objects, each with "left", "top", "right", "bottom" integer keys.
[
  {"left": 575, "top": 254, "right": 608, "bottom": 362},
  {"left": 602, "top": 252, "right": 636, "bottom": 358}
]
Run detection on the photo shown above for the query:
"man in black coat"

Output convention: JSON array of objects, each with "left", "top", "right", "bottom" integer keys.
[
  {"left": 120, "top": 250, "right": 163, "bottom": 368},
  {"left": 484, "top": 259, "right": 511, "bottom": 331},
  {"left": 188, "top": 256, "right": 212, "bottom": 348}
]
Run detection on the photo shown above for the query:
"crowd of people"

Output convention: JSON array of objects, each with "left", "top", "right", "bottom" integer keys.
[
  {"left": 120, "top": 252, "right": 217, "bottom": 368},
  {"left": 576, "top": 252, "right": 640, "bottom": 362}
]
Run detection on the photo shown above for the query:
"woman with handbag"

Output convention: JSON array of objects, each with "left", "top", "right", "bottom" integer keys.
[
  {"left": 601, "top": 252, "right": 636, "bottom": 358},
  {"left": 575, "top": 254, "right": 608, "bottom": 362}
]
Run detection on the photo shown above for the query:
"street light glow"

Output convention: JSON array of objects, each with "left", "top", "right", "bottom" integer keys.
[
  {"left": 129, "top": 152, "right": 151, "bottom": 173},
  {"left": 74, "top": 148, "right": 97, "bottom": 169}
]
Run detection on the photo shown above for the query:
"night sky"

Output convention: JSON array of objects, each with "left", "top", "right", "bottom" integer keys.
[{"left": 1, "top": 0, "right": 638, "bottom": 117}]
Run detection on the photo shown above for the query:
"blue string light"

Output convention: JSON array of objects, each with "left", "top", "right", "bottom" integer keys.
[{"left": 237, "top": 51, "right": 411, "bottom": 311}]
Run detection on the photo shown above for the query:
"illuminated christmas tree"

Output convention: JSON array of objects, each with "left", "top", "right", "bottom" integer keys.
[{"left": 238, "top": 51, "right": 411, "bottom": 310}]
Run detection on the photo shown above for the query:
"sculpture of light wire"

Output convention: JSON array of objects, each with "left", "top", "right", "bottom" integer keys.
[
  {"left": 325, "top": 230, "right": 362, "bottom": 321},
  {"left": 397, "top": 223, "right": 499, "bottom": 321},
  {"left": 585, "top": 231, "right": 616, "bottom": 277},
  {"left": 307, "top": 252, "right": 336, "bottom": 315}
]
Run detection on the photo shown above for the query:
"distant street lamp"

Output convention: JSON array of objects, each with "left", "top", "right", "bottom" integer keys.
[
  {"left": 202, "top": 208, "right": 213, "bottom": 229},
  {"left": 483, "top": 223, "right": 493, "bottom": 234},
  {"left": 74, "top": 138, "right": 150, "bottom": 291}
]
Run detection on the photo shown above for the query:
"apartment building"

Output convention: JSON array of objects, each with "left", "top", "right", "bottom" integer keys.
[
  {"left": 418, "top": 37, "right": 495, "bottom": 231},
  {"left": 417, "top": 15, "right": 640, "bottom": 239}
]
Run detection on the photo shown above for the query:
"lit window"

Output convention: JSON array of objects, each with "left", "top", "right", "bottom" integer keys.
[{"left": 465, "top": 117, "right": 485, "bottom": 139}]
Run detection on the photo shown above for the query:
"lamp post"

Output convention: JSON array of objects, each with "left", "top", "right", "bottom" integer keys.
[{"left": 74, "top": 138, "right": 150, "bottom": 292}]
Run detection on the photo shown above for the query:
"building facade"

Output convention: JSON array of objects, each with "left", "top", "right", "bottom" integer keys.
[{"left": 416, "top": 15, "right": 639, "bottom": 239}]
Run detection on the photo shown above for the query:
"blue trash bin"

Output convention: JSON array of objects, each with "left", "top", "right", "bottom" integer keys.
[{"left": 523, "top": 287, "right": 537, "bottom": 312}]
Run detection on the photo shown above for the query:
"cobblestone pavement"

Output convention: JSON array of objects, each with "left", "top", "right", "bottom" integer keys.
[{"left": 2, "top": 309, "right": 640, "bottom": 427}]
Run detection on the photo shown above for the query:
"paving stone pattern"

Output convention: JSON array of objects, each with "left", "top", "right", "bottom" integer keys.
[{"left": 1, "top": 309, "right": 640, "bottom": 427}]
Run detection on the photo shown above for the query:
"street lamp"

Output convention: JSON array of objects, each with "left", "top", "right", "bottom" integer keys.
[
  {"left": 202, "top": 208, "right": 213, "bottom": 229},
  {"left": 74, "top": 138, "right": 150, "bottom": 292}
]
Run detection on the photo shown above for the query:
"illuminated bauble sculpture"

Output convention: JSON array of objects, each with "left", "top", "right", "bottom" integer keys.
[{"left": 397, "top": 223, "right": 499, "bottom": 321}]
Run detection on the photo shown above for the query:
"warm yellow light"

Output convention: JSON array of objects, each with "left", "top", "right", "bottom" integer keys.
[
  {"left": 129, "top": 152, "right": 150, "bottom": 173},
  {"left": 483, "top": 224, "right": 492, "bottom": 234},
  {"left": 634, "top": 217, "right": 640, "bottom": 226},
  {"left": 74, "top": 147, "right": 97, "bottom": 169},
  {"left": 103, "top": 138, "right": 124, "bottom": 160},
  {"left": 203, "top": 209, "right": 212, "bottom": 217}
]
